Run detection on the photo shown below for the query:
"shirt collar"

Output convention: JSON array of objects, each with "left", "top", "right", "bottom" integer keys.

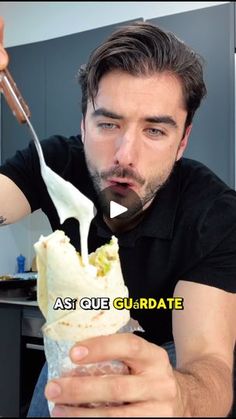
[{"left": 93, "top": 160, "right": 182, "bottom": 246}]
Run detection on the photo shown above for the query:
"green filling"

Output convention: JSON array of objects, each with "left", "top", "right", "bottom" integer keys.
[{"left": 89, "top": 238, "right": 117, "bottom": 276}]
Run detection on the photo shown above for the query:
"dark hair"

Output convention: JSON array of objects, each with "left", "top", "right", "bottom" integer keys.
[{"left": 78, "top": 21, "right": 207, "bottom": 127}]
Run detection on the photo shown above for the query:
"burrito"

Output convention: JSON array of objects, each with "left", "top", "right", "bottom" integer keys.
[
  {"left": 34, "top": 230, "right": 130, "bottom": 341},
  {"left": 34, "top": 231, "right": 143, "bottom": 413}
]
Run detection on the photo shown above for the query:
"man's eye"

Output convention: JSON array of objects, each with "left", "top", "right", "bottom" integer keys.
[
  {"left": 98, "top": 123, "right": 117, "bottom": 130},
  {"left": 145, "top": 128, "right": 166, "bottom": 137}
]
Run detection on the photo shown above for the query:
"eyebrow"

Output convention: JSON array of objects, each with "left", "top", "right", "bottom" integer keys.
[
  {"left": 92, "top": 107, "right": 178, "bottom": 129},
  {"left": 92, "top": 108, "right": 123, "bottom": 120},
  {"left": 145, "top": 115, "right": 178, "bottom": 129}
]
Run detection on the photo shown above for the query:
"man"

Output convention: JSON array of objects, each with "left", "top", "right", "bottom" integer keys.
[{"left": 0, "top": 18, "right": 235, "bottom": 417}]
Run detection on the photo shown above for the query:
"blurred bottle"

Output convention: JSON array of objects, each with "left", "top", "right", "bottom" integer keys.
[{"left": 17, "top": 254, "right": 26, "bottom": 273}]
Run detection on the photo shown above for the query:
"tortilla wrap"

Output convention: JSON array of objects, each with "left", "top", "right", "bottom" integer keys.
[{"left": 34, "top": 230, "right": 130, "bottom": 341}]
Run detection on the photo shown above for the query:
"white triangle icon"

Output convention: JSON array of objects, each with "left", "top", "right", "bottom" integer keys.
[{"left": 110, "top": 201, "right": 128, "bottom": 218}]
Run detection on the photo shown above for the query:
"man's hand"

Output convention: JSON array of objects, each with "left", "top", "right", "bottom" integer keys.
[
  {"left": 45, "top": 333, "right": 185, "bottom": 417},
  {"left": 0, "top": 17, "right": 9, "bottom": 69}
]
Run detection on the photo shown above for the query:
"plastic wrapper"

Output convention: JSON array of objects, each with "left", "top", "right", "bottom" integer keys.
[{"left": 44, "top": 318, "right": 143, "bottom": 414}]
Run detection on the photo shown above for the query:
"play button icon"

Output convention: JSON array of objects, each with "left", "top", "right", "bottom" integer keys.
[
  {"left": 96, "top": 186, "right": 143, "bottom": 220},
  {"left": 110, "top": 201, "right": 128, "bottom": 218}
]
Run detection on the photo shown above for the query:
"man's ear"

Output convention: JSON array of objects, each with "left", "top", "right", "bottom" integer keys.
[
  {"left": 176, "top": 124, "right": 192, "bottom": 161},
  {"left": 80, "top": 120, "right": 85, "bottom": 144}
]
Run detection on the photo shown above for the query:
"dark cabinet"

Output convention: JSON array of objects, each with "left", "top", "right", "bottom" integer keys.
[
  {"left": 0, "top": 306, "right": 21, "bottom": 417},
  {"left": 147, "top": 3, "right": 235, "bottom": 188},
  {"left": 0, "top": 303, "right": 45, "bottom": 417}
]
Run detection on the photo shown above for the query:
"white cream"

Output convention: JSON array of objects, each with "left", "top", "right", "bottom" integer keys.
[{"left": 24, "top": 115, "right": 95, "bottom": 266}]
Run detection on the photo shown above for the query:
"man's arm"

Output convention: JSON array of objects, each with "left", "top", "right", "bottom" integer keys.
[
  {"left": 173, "top": 280, "right": 236, "bottom": 416},
  {"left": 0, "top": 174, "right": 31, "bottom": 225}
]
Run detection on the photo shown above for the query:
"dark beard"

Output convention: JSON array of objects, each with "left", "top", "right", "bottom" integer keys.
[{"left": 85, "top": 156, "right": 176, "bottom": 219}]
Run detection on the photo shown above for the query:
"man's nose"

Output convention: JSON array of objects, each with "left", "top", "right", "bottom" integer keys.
[{"left": 114, "top": 130, "right": 139, "bottom": 167}]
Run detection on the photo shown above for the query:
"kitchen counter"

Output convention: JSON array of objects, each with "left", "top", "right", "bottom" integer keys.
[
  {"left": 0, "top": 297, "right": 38, "bottom": 306},
  {"left": 0, "top": 297, "right": 45, "bottom": 417}
]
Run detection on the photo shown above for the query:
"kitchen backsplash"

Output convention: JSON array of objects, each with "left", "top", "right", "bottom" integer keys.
[{"left": 0, "top": 209, "right": 51, "bottom": 274}]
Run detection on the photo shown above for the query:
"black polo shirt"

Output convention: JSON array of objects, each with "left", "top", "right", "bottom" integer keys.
[{"left": 1, "top": 134, "right": 236, "bottom": 345}]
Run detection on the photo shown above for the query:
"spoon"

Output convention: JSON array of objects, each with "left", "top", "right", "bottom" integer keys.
[{"left": 0, "top": 68, "right": 95, "bottom": 266}]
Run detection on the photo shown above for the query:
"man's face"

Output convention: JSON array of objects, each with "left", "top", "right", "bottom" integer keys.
[{"left": 82, "top": 70, "right": 191, "bottom": 215}]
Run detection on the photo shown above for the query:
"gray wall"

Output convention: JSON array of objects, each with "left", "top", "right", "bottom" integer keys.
[{"left": 0, "top": 2, "right": 227, "bottom": 47}]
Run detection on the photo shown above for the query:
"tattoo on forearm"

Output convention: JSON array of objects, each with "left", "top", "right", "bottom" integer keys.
[{"left": 0, "top": 216, "right": 8, "bottom": 226}]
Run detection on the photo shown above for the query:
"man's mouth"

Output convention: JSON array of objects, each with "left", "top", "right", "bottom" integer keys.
[
  {"left": 106, "top": 178, "right": 135, "bottom": 194},
  {"left": 107, "top": 178, "right": 135, "bottom": 187}
]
